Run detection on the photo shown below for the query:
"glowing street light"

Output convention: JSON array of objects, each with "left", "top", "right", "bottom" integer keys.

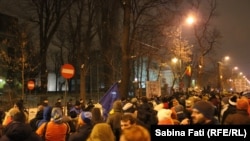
[
  {"left": 217, "top": 56, "right": 230, "bottom": 92},
  {"left": 186, "top": 16, "right": 195, "bottom": 25}
]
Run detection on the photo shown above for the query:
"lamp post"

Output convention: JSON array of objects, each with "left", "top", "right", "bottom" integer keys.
[
  {"left": 217, "top": 56, "right": 230, "bottom": 93},
  {"left": 177, "top": 15, "right": 195, "bottom": 91},
  {"left": 231, "top": 66, "right": 238, "bottom": 92}
]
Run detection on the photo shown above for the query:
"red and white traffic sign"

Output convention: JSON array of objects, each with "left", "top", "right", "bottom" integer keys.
[
  {"left": 27, "top": 80, "right": 35, "bottom": 90},
  {"left": 61, "top": 64, "right": 75, "bottom": 79}
]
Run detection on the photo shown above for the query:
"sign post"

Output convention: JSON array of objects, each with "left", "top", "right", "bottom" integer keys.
[{"left": 61, "top": 64, "right": 75, "bottom": 115}]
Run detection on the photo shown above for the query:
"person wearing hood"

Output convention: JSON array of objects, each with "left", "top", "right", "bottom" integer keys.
[
  {"left": 106, "top": 100, "right": 123, "bottom": 141},
  {"left": 0, "top": 109, "right": 42, "bottom": 141},
  {"left": 224, "top": 96, "right": 250, "bottom": 124},
  {"left": 36, "top": 107, "right": 70, "bottom": 141}
]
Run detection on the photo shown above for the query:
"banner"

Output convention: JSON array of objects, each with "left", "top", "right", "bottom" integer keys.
[
  {"left": 146, "top": 81, "right": 161, "bottom": 98},
  {"left": 99, "top": 82, "right": 120, "bottom": 119}
]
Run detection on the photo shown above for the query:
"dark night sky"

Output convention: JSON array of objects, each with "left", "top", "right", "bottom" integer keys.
[
  {"left": 216, "top": 0, "right": 250, "bottom": 77},
  {"left": 0, "top": 0, "right": 249, "bottom": 78}
]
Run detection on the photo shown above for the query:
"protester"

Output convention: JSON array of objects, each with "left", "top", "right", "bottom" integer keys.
[
  {"left": 36, "top": 107, "right": 70, "bottom": 141},
  {"left": 0, "top": 109, "right": 42, "bottom": 141},
  {"left": 106, "top": 100, "right": 123, "bottom": 141},
  {"left": 119, "top": 125, "right": 150, "bottom": 141},
  {"left": 120, "top": 113, "right": 136, "bottom": 130},
  {"left": 180, "top": 100, "right": 219, "bottom": 125},
  {"left": 224, "top": 96, "right": 250, "bottom": 124},
  {"left": 221, "top": 94, "right": 238, "bottom": 124},
  {"left": 86, "top": 123, "right": 115, "bottom": 141},
  {"left": 67, "top": 99, "right": 73, "bottom": 116},
  {"left": 68, "top": 111, "right": 93, "bottom": 141},
  {"left": 91, "top": 107, "right": 104, "bottom": 126},
  {"left": 157, "top": 109, "right": 174, "bottom": 125},
  {"left": 29, "top": 102, "right": 44, "bottom": 131}
]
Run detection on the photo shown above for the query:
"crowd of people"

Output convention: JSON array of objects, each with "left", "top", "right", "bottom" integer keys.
[{"left": 0, "top": 91, "right": 249, "bottom": 141}]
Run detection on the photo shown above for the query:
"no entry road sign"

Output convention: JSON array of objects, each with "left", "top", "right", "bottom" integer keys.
[
  {"left": 61, "top": 64, "right": 75, "bottom": 79},
  {"left": 27, "top": 80, "right": 35, "bottom": 90}
]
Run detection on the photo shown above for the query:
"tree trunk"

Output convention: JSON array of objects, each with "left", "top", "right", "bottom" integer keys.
[{"left": 120, "top": 0, "right": 131, "bottom": 99}]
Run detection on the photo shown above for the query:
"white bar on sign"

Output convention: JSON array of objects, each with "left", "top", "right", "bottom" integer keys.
[{"left": 62, "top": 68, "right": 74, "bottom": 74}]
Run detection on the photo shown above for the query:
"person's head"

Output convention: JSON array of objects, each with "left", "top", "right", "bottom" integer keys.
[
  {"left": 87, "top": 123, "right": 115, "bottom": 141},
  {"left": 120, "top": 113, "right": 136, "bottom": 130},
  {"left": 79, "top": 111, "right": 92, "bottom": 125},
  {"left": 191, "top": 100, "right": 215, "bottom": 124},
  {"left": 236, "top": 96, "right": 249, "bottom": 111},
  {"left": 14, "top": 99, "right": 24, "bottom": 111},
  {"left": 91, "top": 107, "right": 103, "bottom": 125},
  {"left": 119, "top": 125, "right": 150, "bottom": 141},
  {"left": 112, "top": 100, "right": 123, "bottom": 112},
  {"left": 12, "top": 110, "right": 26, "bottom": 123},
  {"left": 51, "top": 107, "right": 63, "bottom": 123}
]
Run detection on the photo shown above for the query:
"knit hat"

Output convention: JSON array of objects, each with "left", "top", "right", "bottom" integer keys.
[
  {"left": 236, "top": 97, "right": 249, "bottom": 110},
  {"left": 229, "top": 95, "right": 238, "bottom": 106},
  {"left": 80, "top": 111, "right": 92, "bottom": 124},
  {"left": 192, "top": 100, "right": 215, "bottom": 119},
  {"left": 51, "top": 107, "right": 63, "bottom": 123}
]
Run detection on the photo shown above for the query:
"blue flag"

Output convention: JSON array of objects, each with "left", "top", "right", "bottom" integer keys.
[{"left": 99, "top": 82, "right": 120, "bottom": 119}]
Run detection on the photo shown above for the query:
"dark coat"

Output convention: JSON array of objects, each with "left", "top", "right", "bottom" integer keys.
[
  {"left": 224, "top": 110, "right": 250, "bottom": 125},
  {"left": 68, "top": 123, "right": 93, "bottom": 141},
  {"left": 0, "top": 121, "right": 42, "bottom": 141},
  {"left": 221, "top": 104, "right": 237, "bottom": 124}
]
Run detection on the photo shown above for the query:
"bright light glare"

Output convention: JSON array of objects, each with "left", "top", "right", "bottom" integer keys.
[
  {"left": 186, "top": 16, "right": 195, "bottom": 25},
  {"left": 172, "top": 57, "right": 178, "bottom": 63}
]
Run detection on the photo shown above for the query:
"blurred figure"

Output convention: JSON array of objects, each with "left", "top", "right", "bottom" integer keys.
[
  {"left": 120, "top": 113, "right": 136, "bottom": 130},
  {"left": 157, "top": 109, "right": 174, "bottom": 125},
  {"left": 136, "top": 97, "right": 158, "bottom": 131},
  {"left": 181, "top": 100, "right": 219, "bottom": 125},
  {"left": 91, "top": 107, "right": 104, "bottom": 126},
  {"left": 119, "top": 125, "right": 150, "bottom": 141},
  {"left": 221, "top": 94, "right": 238, "bottom": 124},
  {"left": 67, "top": 99, "right": 73, "bottom": 116},
  {"left": 86, "top": 123, "right": 115, "bottom": 141},
  {"left": 2, "top": 108, "right": 20, "bottom": 127},
  {"left": 106, "top": 100, "right": 123, "bottom": 141},
  {"left": 2, "top": 99, "right": 29, "bottom": 126},
  {"left": 69, "top": 100, "right": 83, "bottom": 117},
  {"left": 55, "top": 98, "right": 63, "bottom": 110},
  {"left": 29, "top": 102, "right": 44, "bottom": 131},
  {"left": 0, "top": 108, "right": 42, "bottom": 141},
  {"left": 68, "top": 111, "right": 93, "bottom": 141},
  {"left": 79, "top": 99, "right": 86, "bottom": 111},
  {"left": 36, "top": 107, "right": 70, "bottom": 141},
  {"left": 36, "top": 98, "right": 53, "bottom": 128},
  {"left": 224, "top": 96, "right": 250, "bottom": 124},
  {"left": 220, "top": 96, "right": 229, "bottom": 123}
]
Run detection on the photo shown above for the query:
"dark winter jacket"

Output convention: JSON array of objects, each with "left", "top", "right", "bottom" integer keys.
[
  {"left": 224, "top": 110, "right": 250, "bottom": 125},
  {"left": 68, "top": 123, "right": 93, "bottom": 141},
  {"left": 0, "top": 121, "right": 42, "bottom": 141}
]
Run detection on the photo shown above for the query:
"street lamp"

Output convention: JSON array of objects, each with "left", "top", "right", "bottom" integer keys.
[
  {"left": 217, "top": 56, "right": 230, "bottom": 93},
  {"left": 231, "top": 66, "right": 238, "bottom": 92},
  {"left": 176, "top": 15, "right": 196, "bottom": 91}
]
